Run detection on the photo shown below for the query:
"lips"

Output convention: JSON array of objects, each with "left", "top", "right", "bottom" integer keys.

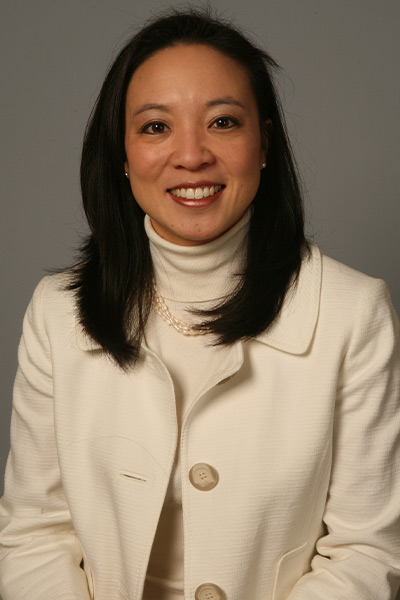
[{"left": 168, "top": 184, "right": 224, "bottom": 200}]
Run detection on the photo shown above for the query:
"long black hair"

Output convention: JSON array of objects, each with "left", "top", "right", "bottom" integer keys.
[{"left": 69, "top": 7, "right": 308, "bottom": 368}]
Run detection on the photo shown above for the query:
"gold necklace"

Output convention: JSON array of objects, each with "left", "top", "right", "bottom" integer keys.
[{"left": 152, "top": 288, "right": 210, "bottom": 336}]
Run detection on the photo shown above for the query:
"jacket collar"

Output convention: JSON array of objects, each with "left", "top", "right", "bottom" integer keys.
[
  {"left": 76, "top": 243, "right": 321, "bottom": 356},
  {"left": 255, "top": 243, "right": 321, "bottom": 354}
]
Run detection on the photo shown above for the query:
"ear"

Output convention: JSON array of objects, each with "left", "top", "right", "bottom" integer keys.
[
  {"left": 261, "top": 119, "right": 273, "bottom": 162},
  {"left": 124, "top": 161, "right": 129, "bottom": 174}
]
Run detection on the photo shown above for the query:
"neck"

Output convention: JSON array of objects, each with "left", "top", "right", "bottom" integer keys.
[{"left": 145, "top": 210, "right": 251, "bottom": 303}]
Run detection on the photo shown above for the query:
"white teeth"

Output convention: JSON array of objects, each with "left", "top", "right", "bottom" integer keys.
[{"left": 170, "top": 185, "right": 223, "bottom": 199}]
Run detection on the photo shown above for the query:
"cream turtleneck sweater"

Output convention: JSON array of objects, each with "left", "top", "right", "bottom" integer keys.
[{"left": 142, "top": 211, "right": 250, "bottom": 600}]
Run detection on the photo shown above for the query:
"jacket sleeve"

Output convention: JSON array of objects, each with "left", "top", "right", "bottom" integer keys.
[
  {"left": 0, "top": 278, "right": 92, "bottom": 599},
  {"left": 288, "top": 279, "right": 400, "bottom": 599}
]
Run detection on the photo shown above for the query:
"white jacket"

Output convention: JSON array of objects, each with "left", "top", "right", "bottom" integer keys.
[{"left": 1, "top": 244, "right": 400, "bottom": 599}]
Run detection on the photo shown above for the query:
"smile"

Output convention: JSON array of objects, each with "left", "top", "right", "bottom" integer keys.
[{"left": 169, "top": 185, "right": 224, "bottom": 199}]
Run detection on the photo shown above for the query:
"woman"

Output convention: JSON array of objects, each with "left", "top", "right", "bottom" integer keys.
[{"left": 0, "top": 9, "right": 399, "bottom": 600}]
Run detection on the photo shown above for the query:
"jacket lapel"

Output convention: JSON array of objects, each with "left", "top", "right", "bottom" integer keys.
[{"left": 255, "top": 243, "right": 322, "bottom": 354}]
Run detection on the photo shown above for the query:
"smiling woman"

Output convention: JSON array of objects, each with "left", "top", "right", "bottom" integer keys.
[
  {"left": 0, "top": 8, "right": 399, "bottom": 600},
  {"left": 124, "top": 44, "right": 265, "bottom": 246}
]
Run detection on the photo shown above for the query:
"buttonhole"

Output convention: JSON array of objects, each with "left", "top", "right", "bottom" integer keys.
[{"left": 119, "top": 470, "right": 147, "bottom": 483}]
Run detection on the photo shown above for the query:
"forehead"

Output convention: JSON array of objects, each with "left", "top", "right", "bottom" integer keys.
[{"left": 126, "top": 43, "right": 256, "bottom": 107}]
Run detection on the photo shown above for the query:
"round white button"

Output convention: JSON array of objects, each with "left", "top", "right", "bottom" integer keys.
[
  {"left": 189, "top": 463, "right": 219, "bottom": 491},
  {"left": 195, "top": 582, "right": 226, "bottom": 600}
]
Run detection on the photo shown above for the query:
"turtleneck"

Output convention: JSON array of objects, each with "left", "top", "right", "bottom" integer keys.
[
  {"left": 145, "top": 209, "right": 250, "bottom": 303},
  {"left": 142, "top": 211, "right": 250, "bottom": 600}
]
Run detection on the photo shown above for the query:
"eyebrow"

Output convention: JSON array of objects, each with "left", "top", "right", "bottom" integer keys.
[
  {"left": 133, "top": 103, "right": 169, "bottom": 117},
  {"left": 206, "top": 96, "right": 245, "bottom": 109},
  {"left": 133, "top": 96, "right": 245, "bottom": 117}
]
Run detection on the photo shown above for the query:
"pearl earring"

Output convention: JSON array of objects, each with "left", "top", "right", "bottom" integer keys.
[
  {"left": 124, "top": 171, "right": 129, "bottom": 179},
  {"left": 261, "top": 162, "right": 267, "bottom": 169}
]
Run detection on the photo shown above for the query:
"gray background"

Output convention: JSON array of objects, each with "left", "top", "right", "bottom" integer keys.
[{"left": 1, "top": 0, "right": 399, "bottom": 524}]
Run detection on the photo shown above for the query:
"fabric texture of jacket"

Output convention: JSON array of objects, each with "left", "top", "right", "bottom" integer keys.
[{"left": 0, "top": 244, "right": 400, "bottom": 600}]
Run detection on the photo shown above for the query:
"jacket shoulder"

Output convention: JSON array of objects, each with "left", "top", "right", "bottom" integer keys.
[
  {"left": 318, "top": 248, "right": 392, "bottom": 306},
  {"left": 29, "top": 270, "right": 75, "bottom": 309},
  {"left": 315, "top": 248, "right": 399, "bottom": 344},
  {"left": 25, "top": 272, "right": 79, "bottom": 337},
  {"left": 320, "top": 250, "right": 379, "bottom": 287}
]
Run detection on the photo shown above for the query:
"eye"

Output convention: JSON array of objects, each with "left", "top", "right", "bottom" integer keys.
[
  {"left": 141, "top": 121, "right": 169, "bottom": 135},
  {"left": 212, "top": 116, "right": 239, "bottom": 129}
]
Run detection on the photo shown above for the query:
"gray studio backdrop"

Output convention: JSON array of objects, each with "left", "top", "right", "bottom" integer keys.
[{"left": 1, "top": 0, "right": 399, "bottom": 503}]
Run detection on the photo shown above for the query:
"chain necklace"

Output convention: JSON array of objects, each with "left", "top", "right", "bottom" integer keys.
[{"left": 152, "top": 288, "right": 210, "bottom": 336}]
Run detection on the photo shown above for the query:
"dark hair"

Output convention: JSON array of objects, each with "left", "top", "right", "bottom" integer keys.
[{"left": 69, "top": 7, "right": 308, "bottom": 368}]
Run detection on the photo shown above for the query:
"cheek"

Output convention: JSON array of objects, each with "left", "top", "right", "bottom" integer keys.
[
  {"left": 233, "top": 156, "right": 262, "bottom": 198},
  {"left": 234, "top": 147, "right": 262, "bottom": 204},
  {"left": 228, "top": 139, "right": 262, "bottom": 175},
  {"left": 125, "top": 143, "right": 164, "bottom": 181}
]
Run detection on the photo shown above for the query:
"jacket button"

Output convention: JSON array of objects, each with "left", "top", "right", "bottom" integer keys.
[
  {"left": 189, "top": 463, "right": 219, "bottom": 491},
  {"left": 194, "top": 583, "right": 227, "bottom": 599}
]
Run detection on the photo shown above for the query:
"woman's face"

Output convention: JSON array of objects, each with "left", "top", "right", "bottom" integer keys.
[{"left": 124, "top": 44, "right": 266, "bottom": 246}]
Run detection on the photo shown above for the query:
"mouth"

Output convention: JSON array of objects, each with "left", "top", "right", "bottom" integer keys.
[{"left": 168, "top": 184, "right": 225, "bottom": 200}]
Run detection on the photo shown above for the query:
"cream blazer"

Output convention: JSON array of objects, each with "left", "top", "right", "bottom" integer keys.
[{"left": 1, "top": 245, "right": 400, "bottom": 600}]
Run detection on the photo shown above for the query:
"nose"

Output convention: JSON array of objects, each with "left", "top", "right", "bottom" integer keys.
[{"left": 170, "top": 128, "right": 215, "bottom": 171}]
